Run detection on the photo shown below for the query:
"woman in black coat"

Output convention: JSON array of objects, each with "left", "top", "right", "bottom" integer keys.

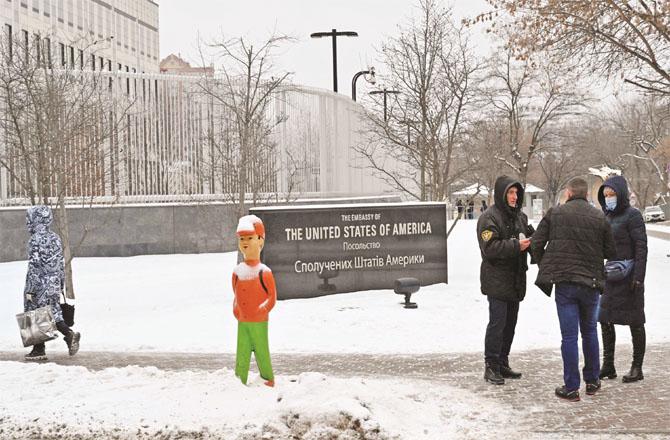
[{"left": 597, "top": 175, "right": 648, "bottom": 383}]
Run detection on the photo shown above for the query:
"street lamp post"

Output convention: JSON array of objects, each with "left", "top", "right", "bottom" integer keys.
[
  {"left": 310, "top": 29, "right": 358, "bottom": 93},
  {"left": 399, "top": 118, "right": 415, "bottom": 145},
  {"left": 369, "top": 88, "right": 401, "bottom": 122},
  {"left": 351, "top": 67, "right": 375, "bottom": 101}
]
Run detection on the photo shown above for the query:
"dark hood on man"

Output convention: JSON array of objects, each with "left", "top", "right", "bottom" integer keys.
[{"left": 494, "top": 175, "right": 524, "bottom": 215}]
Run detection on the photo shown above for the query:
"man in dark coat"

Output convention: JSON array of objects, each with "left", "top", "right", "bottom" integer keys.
[
  {"left": 467, "top": 200, "right": 475, "bottom": 219},
  {"left": 597, "top": 175, "right": 648, "bottom": 383},
  {"left": 531, "top": 178, "right": 616, "bottom": 401},
  {"left": 477, "top": 175, "right": 533, "bottom": 385}
]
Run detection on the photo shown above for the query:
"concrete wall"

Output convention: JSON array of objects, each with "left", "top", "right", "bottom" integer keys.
[
  {"left": 0, "top": 196, "right": 401, "bottom": 262},
  {"left": 0, "top": 203, "right": 239, "bottom": 263}
]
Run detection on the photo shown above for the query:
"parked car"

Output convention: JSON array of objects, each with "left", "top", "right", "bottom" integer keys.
[{"left": 643, "top": 205, "right": 666, "bottom": 222}]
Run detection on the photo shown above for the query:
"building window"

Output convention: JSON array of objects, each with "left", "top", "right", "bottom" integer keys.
[
  {"left": 88, "top": 1, "right": 94, "bottom": 34},
  {"left": 59, "top": 42, "right": 65, "bottom": 66},
  {"left": 22, "top": 30, "right": 29, "bottom": 62},
  {"left": 105, "top": 7, "right": 111, "bottom": 37},
  {"left": 146, "top": 32, "right": 151, "bottom": 58},
  {"left": 67, "top": 0, "right": 73, "bottom": 26},
  {"left": 4, "top": 24, "right": 12, "bottom": 61},
  {"left": 69, "top": 45, "right": 74, "bottom": 68},
  {"left": 78, "top": 48, "right": 83, "bottom": 69},
  {"left": 91, "top": 53, "right": 95, "bottom": 70},
  {"left": 33, "top": 34, "right": 41, "bottom": 65},
  {"left": 76, "top": 0, "right": 82, "bottom": 29}
]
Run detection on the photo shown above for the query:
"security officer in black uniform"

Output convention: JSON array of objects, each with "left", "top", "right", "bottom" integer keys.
[{"left": 477, "top": 175, "right": 534, "bottom": 385}]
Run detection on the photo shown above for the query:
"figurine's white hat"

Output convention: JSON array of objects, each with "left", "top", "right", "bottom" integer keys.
[{"left": 236, "top": 215, "right": 265, "bottom": 238}]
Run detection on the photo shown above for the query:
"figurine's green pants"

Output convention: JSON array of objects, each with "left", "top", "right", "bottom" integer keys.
[{"left": 235, "top": 321, "right": 274, "bottom": 385}]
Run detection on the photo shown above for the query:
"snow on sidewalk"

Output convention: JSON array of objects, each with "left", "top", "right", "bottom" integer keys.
[
  {"left": 1, "top": 220, "right": 669, "bottom": 439},
  {"left": 0, "top": 361, "right": 517, "bottom": 440}
]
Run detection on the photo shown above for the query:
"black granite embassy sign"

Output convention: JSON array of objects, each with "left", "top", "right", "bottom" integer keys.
[{"left": 249, "top": 202, "right": 448, "bottom": 299}]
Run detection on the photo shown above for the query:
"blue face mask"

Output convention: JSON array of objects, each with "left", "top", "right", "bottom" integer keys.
[{"left": 605, "top": 196, "right": 617, "bottom": 211}]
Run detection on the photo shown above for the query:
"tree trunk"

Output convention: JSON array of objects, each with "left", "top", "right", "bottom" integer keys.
[
  {"left": 519, "top": 164, "right": 528, "bottom": 187},
  {"left": 237, "top": 128, "right": 247, "bottom": 218},
  {"left": 57, "top": 200, "right": 76, "bottom": 299}
]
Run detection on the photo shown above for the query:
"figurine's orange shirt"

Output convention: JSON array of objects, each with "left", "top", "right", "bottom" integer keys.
[{"left": 232, "top": 260, "right": 277, "bottom": 322}]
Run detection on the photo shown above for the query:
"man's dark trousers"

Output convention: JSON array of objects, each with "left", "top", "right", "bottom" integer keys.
[
  {"left": 555, "top": 282, "right": 601, "bottom": 391},
  {"left": 484, "top": 296, "right": 519, "bottom": 367}
]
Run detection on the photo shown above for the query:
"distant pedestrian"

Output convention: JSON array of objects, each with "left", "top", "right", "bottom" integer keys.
[
  {"left": 531, "top": 178, "right": 616, "bottom": 401},
  {"left": 467, "top": 200, "right": 475, "bottom": 219},
  {"left": 456, "top": 199, "right": 464, "bottom": 217},
  {"left": 480, "top": 200, "right": 488, "bottom": 214},
  {"left": 477, "top": 176, "right": 533, "bottom": 385},
  {"left": 597, "top": 176, "right": 648, "bottom": 383},
  {"left": 23, "top": 205, "right": 81, "bottom": 361}
]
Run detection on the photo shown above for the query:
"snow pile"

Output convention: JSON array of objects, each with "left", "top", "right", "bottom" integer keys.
[{"left": 0, "top": 362, "right": 515, "bottom": 440}]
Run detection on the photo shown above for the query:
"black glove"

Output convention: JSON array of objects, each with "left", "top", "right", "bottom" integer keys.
[
  {"left": 527, "top": 224, "right": 536, "bottom": 237},
  {"left": 631, "top": 280, "right": 644, "bottom": 295}
]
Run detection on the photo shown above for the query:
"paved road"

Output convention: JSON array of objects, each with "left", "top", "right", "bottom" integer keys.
[
  {"left": 2, "top": 343, "right": 669, "bottom": 437},
  {"left": 646, "top": 229, "right": 670, "bottom": 241}
]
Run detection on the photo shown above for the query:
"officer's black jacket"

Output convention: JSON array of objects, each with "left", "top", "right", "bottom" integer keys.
[{"left": 476, "top": 176, "right": 533, "bottom": 302}]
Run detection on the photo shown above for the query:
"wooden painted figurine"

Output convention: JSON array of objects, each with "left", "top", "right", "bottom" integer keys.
[{"left": 232, "top": 215, "right": 276, "bottom": 386}]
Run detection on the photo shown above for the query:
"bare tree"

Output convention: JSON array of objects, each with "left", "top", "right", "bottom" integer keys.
[
  {"left": 534, "top": 135, "right": 585, "bottom": 204},
  {"left": 0, "top": 33, "right": 132, "bottom": 297},
  {"left": 565, "top": 97, "right": 670, "bottom": 208},
  {"left": 357, "top": 0, "right": 482, "bottom": 201},
  {"left": 196, "top": 34, "right": 297, "bottom": 216},
  {"left": 476, "top": 0, "right": 670, "bottom": 96},
  {"left": 466, "top": 117, "right": 510, "bottom": 205},
  {"left": 609, "top": 96, "right": 670, "bottom": 206},
  {"left": 485, "top": 50, "right": 587, "bottom": 184}
]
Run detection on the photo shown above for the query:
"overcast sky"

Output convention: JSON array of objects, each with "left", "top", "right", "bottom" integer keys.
[{"left": 158, "top": 0, "right": 493, "bottom": 95}]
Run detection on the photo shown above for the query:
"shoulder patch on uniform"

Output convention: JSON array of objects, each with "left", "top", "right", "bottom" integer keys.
[{"left": 481, "top": 230, "right": 493, "bottom": 242}]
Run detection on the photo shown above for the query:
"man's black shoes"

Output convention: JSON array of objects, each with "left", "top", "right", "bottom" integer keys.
[
  {"left": 484, "top": 364, "right": 505, "bottom": 385},
  {"left": 555, "top": 386, "right": 580, "bottom": 402},
  {"left": 500, "top": 365, "right": 522, "bottom": 379},
  {"left": 586, "top": 380, "right": 601, "bottom": 395}
]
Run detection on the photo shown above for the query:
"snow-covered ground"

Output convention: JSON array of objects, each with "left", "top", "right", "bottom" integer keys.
[
  {"left": 0, "top": 362, "right": 519, "bottom": 439},
  {"left": 1, "top": 219, "right": 668, "bottom": 439},
  {"left": 2, "top": 220, "right": 668, "bottom": 354}
]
